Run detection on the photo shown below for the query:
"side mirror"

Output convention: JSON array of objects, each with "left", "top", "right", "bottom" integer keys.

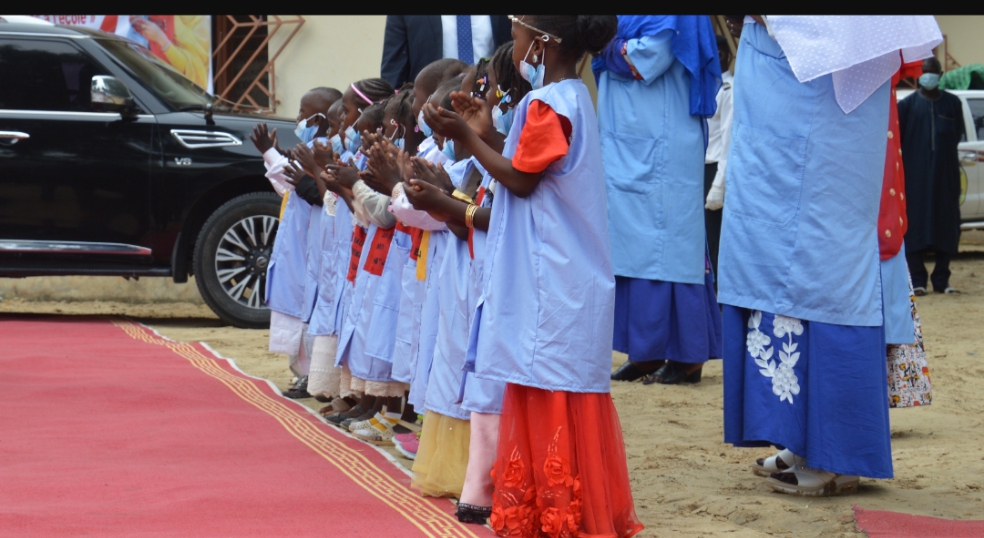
[{"left": 91, "top": 75, "right": 134, "bottom": 114}]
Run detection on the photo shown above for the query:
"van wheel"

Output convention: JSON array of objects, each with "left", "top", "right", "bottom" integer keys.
[{"left": 194, "top": 192, "right": 281, "bottom": 328}]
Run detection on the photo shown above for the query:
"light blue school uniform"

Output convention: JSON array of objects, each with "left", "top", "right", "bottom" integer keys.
[
  {"left": 307, "top": 199, "right": 338, "bottom": 337},
  {"left": 266, "top": 189, "right": 312, "bottom": 318},
  {"left": 467, "top": 80, "right": 616, "bottom": 394},
  {"left": 720, "top": 22, "right": 893, "bottom": 479},
  {"left": 265, "top": 137, "right": 324, "bottom": 318},
  {"left": 881, "top": 244, "right": 915, "bottom": 345},
  {"left": 300, "top": 208, "right": 323, "bottom": 323},
  {"left": 598, "top": 30, "right": 706, "bottom": 284},
  {"left": 425, "top": 159, "right": 505, "bottom": 418},
  {"left": 459, "top": 169, "right": 506, "bottom": 415},
  {"left": 391, "top": 243, "right": 424, "bottom": 384},
  {"left": 407, "top": 222, "right": 450, "bottom": 409}
]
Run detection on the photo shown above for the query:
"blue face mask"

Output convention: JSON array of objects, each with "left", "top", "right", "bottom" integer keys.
[
  {"left": 294, "top": 113, "right": 324, "bottom": 144},
  {"left": 492, "top": 104, "right": 514, "bottom": 136},
  {"left": 393, "top": 138, "right": 405, "bottom": 150},
  {"left": 919, "top": 72, "right": 941, "bottom": 90},
  {"left": 329, "top": 133, "right": 344, "bottom": 155},
  {"left": 441, "top": 139, "right": 456, "bottom": 162},
  {"left": 519, "top": 40, "right": 546, "bottom": 90},
  {"left": 344, "top": 125, "right": 361, "bottom": 154},
  {"left": 417, "top": 109, "right": 433, "bottom": 137}
]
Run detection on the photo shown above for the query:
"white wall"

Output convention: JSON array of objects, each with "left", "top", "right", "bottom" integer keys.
[
  {"left": 935, "top": 16, "right": 984, "bottom": 68},
  {"left": 269, "top": 16, "right": 387, "bottom": 116}
]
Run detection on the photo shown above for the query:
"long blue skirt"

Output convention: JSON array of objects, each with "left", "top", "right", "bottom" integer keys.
[
  {"left": 722, "top": 306, "right": 893, "bottom": 478},
  {"left": 613, "top": 269, "right": 722, "bottom": 364}
]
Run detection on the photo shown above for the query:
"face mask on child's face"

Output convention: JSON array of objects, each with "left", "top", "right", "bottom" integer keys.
[
  {"left": 295, "top": 113, "right": 325, "bottom": 144},
  {"left": 344, "top": 126, "right": 361, "bottom": 155},
  {"left": 519, "top": 39, "right": 546, "bottom": 90},
  {"left": 492, "top": 92, "right": 514, "bottom": 136},
  {"left": 417, "top": 109, "right": 434, "bottom": 137},
  {"left": 330, "top": 133, "right": 344, "bottom": 155},
  {"left": 393, "top": 138, "right": 405, "bottom": 150},
  {"left": 441, "top": 139, "right": 456, "bottom": 162}
]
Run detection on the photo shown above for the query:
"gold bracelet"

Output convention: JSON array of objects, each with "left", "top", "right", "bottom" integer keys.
[
  {"left": 465, "top": 204, "right": 479, "bottom": 229},
  {"left": 452, "top": 189, "right": 474, "bottom": 204}
]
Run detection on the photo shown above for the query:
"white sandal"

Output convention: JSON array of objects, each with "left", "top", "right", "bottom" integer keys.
[
  {"left": 751, "top": 449, "right": 798, "bottom": 477},
  {"left": 765, "top": 463, "right": 860, "bottom": 497}
]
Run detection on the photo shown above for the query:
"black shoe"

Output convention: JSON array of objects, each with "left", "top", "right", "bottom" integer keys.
[
  {"left": 611, "top": 360, "right": 663, "bottom": 382},
  {"left": 456, "top": 503, "right": 492, "bottom": 525},
  {"left": 314, "top": 394, "right": 331, "bottom": 403},
  {"left": 282, "top": 375, "right": 312, "bottom": 399},
  {"left": 641, "top": 361, "right": 674, "bottom": 385},
  {"left": 658, "top": 363, "right": 703, "bottom": 385}
]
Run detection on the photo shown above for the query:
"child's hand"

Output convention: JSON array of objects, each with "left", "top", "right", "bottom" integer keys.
[
  {"left": 404, "top": 178, "right": 450, "bottom": 215},
  {"left": 422, "top": 103, "right": 470, "bottom": 142},
  {"left": 411, "top": 157, "right": 454, "bottom": 194},
  {"left": 312, "top": 139, "right": 335, "bottom": 170},
  {"left": 249, "top": 122, "right": 278, "bottom": 154},
  {"left": 293, "top": 142, "right": 320, "bottom": 177},
  {"left": 325, "top": 161, "right": 360, "bottom": 189},
  {"left": 450, "top": 91, "right": 493, "bottom": 140},
  {"left": 319, "top": 171, "right": 343, "bottom": 195},
  {"left": 366, "top": 142, "right": 403, "bottom": 195},
  {"left": 284, "top": 162, "right": 305, "bottom": 187}
]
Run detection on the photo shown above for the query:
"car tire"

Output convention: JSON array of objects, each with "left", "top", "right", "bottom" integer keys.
[{"left": 193, "top": 192, "right": 281, "bottom": 328}]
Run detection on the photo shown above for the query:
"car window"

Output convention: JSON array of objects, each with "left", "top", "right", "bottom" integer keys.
[
  {"left": 96, "top": 38, "right": 212, "bottom": 110},
  {"left": 968, "top": 99, "right": 984, "bottom": 141},
  {"left": 0, "top": 38, "right": 108, "bottom": 111}
]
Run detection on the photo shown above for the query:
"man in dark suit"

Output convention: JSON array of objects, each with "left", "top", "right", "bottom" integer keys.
[{"left": 380, "top": 15, "right": 512, "bottom": 88}]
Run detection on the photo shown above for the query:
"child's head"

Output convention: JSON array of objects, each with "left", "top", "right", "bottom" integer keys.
[
  {"left": 326, "top": 99, "right": 344, "bottom": 138},
  {"left": 353, "top": 103, "right": 386, "bottom": 153},
  {"left": 510, "top": 15, "right": 617, "bottom": 69},
  {"left": 383, "top": 83, "right": 420, "bottom": 154},
  {"left": 490, "top": 41, "right": 531, "bottom": 111},
  {"left": 298, "top": 87, "right": 342, "bottom": 137},
  {"left": 460, "top": 58, "right": 492, "bottom": 101},
  {"left": 342, "top": 78, "right": 395, "bottom": 131},
  {"left": 413, "top": 58, "right": 468, "bottom": 118}
]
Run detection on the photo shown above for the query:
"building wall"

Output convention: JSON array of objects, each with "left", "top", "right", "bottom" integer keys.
[
  {"left": 268, "top": 15, "right": 600, "bottom": 115},
  {"left": 935, "top": 16, "right": 984, "bottom": 68},
  {"left": 269, "top": 16, "right": 387, "bottom": 116}
]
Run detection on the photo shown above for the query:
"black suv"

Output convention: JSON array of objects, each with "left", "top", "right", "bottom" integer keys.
[{"left": 0, "top": 21, "right": 299, "bottom": 328}]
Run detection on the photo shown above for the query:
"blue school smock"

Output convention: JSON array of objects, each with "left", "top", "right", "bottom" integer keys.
[
  {"left": 459, "top": 168, "right": 506, "bottom": 415},
  {"left": 597, "top": 30, "right": 706, "bottom": 284},
  {"left": 307, "top": 197, "right": 339, "bottom": 337},
  {"left": 266, "top": 192, "right": 312, "bottom": 318},
  {"left": 406, "top": 221, "right": 450, "bottom": 410},
  {"left": 300, "top": 207, "right": 323, "bottom": 323},
  {"left": 717, "top": 23, "right": 889, "bottom": 327},
  {"left": 881, "top": 243, "right": 915, "bottom": 345},
  {"left": 391, "top": 243, "right": 424, "bottom": 384},
  {"left": 468, "top": 79, "right": 616, "bottom": 394}
]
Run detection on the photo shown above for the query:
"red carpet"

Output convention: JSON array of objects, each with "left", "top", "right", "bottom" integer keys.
[
  {"left": 855, "top": 506, "right": 984, "bottom": 537},
  {"left": 0, "top": 315, "right": 493, "bottom": 537}
]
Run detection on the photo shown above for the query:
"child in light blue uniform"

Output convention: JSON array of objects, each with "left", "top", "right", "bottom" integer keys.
[
  {"left": 422, "top": 15, "right": 641, "bottom": 538},
  {"left": 251, "top": 87, "right": 338, "bottom": 399}
]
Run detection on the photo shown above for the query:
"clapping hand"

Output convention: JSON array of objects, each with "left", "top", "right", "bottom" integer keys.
[
  {"left": 312, "top": 139, "right": 335, "bottom": 170},
  {"left": 421, "top": 103, "right": 471, "bottom": 143},
  {"left": 410, "top": 157, "right": 454, "bottom": 194},
  {"left": 450, "top": 91, "right": 493, "bottom": 141},
  {"left": 284, "top": 161, "right": 306, "bottom": 187},
  {"left": 325, "top": 157, "right": 360, "bottom": 190},
  {"left": 249, "top": 122, "right": 278, "bottom": 154},
  {"left": 293, "top": 142, "right": 321, "bottom": 178}
]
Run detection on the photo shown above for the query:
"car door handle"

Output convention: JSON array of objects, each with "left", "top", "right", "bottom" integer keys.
[
  {"left": 0, "top": 131, "right": 29, "bottom": 145},
  {"left": 961, "top": 152, "right": 978, "bottom": 165}
]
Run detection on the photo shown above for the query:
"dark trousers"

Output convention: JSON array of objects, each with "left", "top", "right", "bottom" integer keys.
[
  {"left": 704, "top": 163, "right": 722, "bottom": 288},
  {"left": 906, "top": 247, "right": 952, "bottom": 291}
]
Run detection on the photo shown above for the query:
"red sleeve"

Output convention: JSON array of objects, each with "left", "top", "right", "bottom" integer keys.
[{"left": 511, "top": 100, "right": 572, "bottom": 174}]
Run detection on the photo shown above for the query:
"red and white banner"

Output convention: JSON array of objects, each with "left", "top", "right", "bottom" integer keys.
[{"left": 32, "top": 15, "right": 212, "bottom": 93}]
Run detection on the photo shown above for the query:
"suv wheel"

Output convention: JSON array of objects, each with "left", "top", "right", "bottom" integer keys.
[{"left": 194, "top": 192, "right": 281, "bottom": 328}]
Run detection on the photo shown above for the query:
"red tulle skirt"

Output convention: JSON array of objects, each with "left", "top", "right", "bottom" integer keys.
[{"left": 490, "top": 384, "right": 643, "bottom": 538}]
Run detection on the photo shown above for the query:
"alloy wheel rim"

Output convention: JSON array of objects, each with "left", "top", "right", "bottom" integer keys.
[{"left": 214, "top": 215, "right": 277, "bottom": 310}]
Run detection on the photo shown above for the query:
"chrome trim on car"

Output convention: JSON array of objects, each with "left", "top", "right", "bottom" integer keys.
[
  {"left": 0, "top": 240, "right": 152, "bottom": 256},
  {"left": 960, "top": 221, "right": 984, "bottom": 230},
  {"left": 170, "top": 129, "right": 242, "bottom": 149},
  {"left": 0, "top": 109, "right": 123, "bottom": 118},
  {"left": 0, "top": 130, "right": 29, "bottom": 139}
]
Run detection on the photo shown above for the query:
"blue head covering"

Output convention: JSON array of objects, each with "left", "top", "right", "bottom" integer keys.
[{"left": 592, "top": 15, "right": 722, "bottom": 117}]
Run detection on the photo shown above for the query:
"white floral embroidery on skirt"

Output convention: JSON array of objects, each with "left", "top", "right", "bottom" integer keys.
[{"left": 748, "top": 311, "right": 803, "bottom": 404}]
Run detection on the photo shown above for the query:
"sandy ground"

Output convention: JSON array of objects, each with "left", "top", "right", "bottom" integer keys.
[{"left": 3, "top": 233, "right": 984, "bottom": 536}]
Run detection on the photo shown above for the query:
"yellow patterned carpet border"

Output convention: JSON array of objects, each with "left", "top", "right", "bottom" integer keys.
[{"left": 111, "top": 318, "right": 480, "bottom": 538}]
